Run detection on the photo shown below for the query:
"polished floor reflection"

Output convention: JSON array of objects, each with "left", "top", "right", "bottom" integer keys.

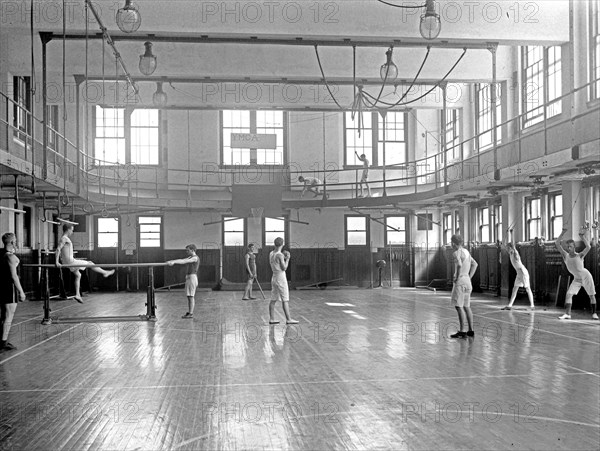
[{"left": 1, "top": 288, "right": 599, "bottom": 450}]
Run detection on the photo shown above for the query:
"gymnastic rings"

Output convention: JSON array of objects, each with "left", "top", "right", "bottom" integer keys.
[
  {"left": 59, "top": 192, "right": 70, "bottom": 207},
  {"left": 82, "top": 202, "right": 94, "bottom": 214},
  {"left": 101, "top": 208, "right": 109, "bottom": 218}
]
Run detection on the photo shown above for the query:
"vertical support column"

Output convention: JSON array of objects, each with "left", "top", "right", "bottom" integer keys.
[
  {"left": 41, "top": 267, "right": 52, "bottom": 324},
  {"left": 41, "top": 33, "right": 52, "bottom": 181},
  {"left": 380, "top": 109, "right": 387, "bottom": 197},
  {"left": 488, "top": 43, "right": 499, "bottom": 181},
  {"left": 562, "top": 180, "right": 585, "bottom": 239},
  {"left": 441, "top": 82, "right": 448, "bottom": 188},
  {"left": 147, "top": 266, "right": 157, "bottom": 320}
]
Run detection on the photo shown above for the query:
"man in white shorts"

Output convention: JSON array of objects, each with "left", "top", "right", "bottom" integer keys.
[
  {"left": 500, "top": 230, "right": 535, "bottom": 310},
  {"left": 55, "top": 224, "right": 115, "bottom": 303},
  {"left": 450, "top": 234, "right": 478, "bottom": 338},
  {"left": 268, "top": 237, "right": 298, "bottom": 325},
  {"left": 168, "top": 244, "right": 199, "bottom": 319},
  {"left": 555, "top": 228, "right": 597, "bottom": 320}
]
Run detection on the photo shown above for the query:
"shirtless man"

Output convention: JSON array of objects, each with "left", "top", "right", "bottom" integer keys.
[
  {"left": 555, "top": 228, "right": 597, "bottom": 320},
  {"left": 500, "top": 229, "right": 535, "bottom": 310},
  {"left": 268, "top": 237, "right": 298, "bottom": 325},
  {"left": 298, "top": 176, "right": 322, "bottom": 198},
  {"left": 55, "top": 224, "right": 115, "bottom": 303},
  {"left": 449, "top": 234, "right": 478, "bottom": 338},
  {"left": 355, "top": 152, "right": 372, "bottom": 197}
]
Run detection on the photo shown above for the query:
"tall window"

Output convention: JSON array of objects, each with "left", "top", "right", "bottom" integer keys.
[
  {"left": 94, "top": 106, "right": 125, "bottom": 164},
  {"left": 138, "top": 216, "right": 162, "bottom": 248},
  {"left": 478, "top": 207, "right": 490, "bottom": 243},
  {"left": 385, "top": 216, "right": 407, "bottom": 245},
  {"left": 97, "top": 217, "right": 119, "bottom": 248},
  {"left": 223, "top": 217, "right": 245, "bottom": 246},
  {"left": 378, "top": 112, "right": 408, "bottom": 166},
  {"left": 549, "top": 193, "right": 563, "bottom": 240},
  {"left": 591, "top": 0, "right": 600, "bottom": 99},
  {"left": 13, "top": 76, "right": 31, "bottom": 140},
  {"left": 493, "top": 204, "right": 502, "bottom": 243},
  {"left": 454, "top": 211, "right": 461, "bottom": 236},
  {"left": 256, "top": 111, "right": 284, "bottom": 165},
  {"left": 444, "top": 108, "right": 461, "bottom": 161},
  {"left": 345, "top": 111, "right": 408, "bottom": 166},
  {"left": 264, "top": 217, "right": 286, "bottom": 247},
  {"left": 131, "top": 109, "right": 159, "bottom": 165},
  {"left": 475, "top": 83, "right": 502, "bottom": 151},
  {"left": 221, "top": 110, "right": 285, "bottom": 166},
  {"left": 47, "top": 105, "right": 59, "bottom": 151},
  {"left": 345, "top": 216, "right": 368, "bottom": 246},
  {"left": 94, "top": 107, "right": 160, "bottom": 166},
  {"left": 22, "top": 206, "right": 32, "bottom": 248},
  {"left": 522, "top": 45, "right": 562, "bottom": 128},
  {"left": 525, "top": 197, "right": 542, "bottom": 240},
  {"left": 443, "top": 213, "right": 452, "bottom": 245}
]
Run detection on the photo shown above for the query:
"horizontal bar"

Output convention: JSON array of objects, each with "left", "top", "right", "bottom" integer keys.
[
  {"left": 24, "top": 263, "right": 169, "bottom": 268},
  {"left": 0, "top": 206, "right": 26, "bottom": 214},
  {"left": 57, "top": 218, "right": 79, "bottom": 225},
  {"left": 45, "top": 32, "right": 493, "bottom": 50}
]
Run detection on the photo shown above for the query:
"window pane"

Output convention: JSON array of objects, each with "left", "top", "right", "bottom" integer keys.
[
  {"left": 347, "top": 216, "right": 366, "bottom": 230},
  {"left": 347, "top": 232, "right": 366, "bottom": 246}
]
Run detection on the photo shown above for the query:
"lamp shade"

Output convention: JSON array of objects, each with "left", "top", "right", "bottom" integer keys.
[
  {"left": 139, "top": 41, "right": 157, "bottom": 75},
  {"left": 116, "top": 0, "right": 141, "bottom": 33},
  {"left": 152, "top": 82, "right": 168, "bottom": 106},
  {"left": 380, "top": 48, "right": 398, "bottom": 82},
  {"left": 420, "top": 0, "right": 441, "bottom": 40}
]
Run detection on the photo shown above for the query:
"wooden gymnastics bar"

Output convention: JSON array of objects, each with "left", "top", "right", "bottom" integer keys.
[{"left": 23, "top": 263, "right": 169, "bottom": 325}]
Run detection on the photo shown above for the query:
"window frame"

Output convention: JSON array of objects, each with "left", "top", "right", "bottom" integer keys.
[
  {"left": 548, "top": 192, "right": 563, "bottom": 240},
  {"left": 478, "top": 206, "right": 491, "bottom": 243},
  {"left": 344, "top": 215, "right": 370, "bottom": 247},
  {"left": 222, "top": 216, "right": 247, "bottom": 247},
  {"left": 13, "top": 76, "right": 31, "bottom": 142},
  {"left": 474, "top": 83, "right": 502, "bottom": 152},
  {"left": 443, "top": 108, "right": 461, "bottom": 162},
  {"left": 96, "top": 216, "right": 120, "bottom": 249},
  {"left": 344, "top": 111, "right": 409, "bottom": 168},
  {"left": 93, "top": 106, "right": 161, "bottom": 167},
  {"left": 590, "top": 0, "right": 600, "bottom": 100},
  {"left": 220, "top": 110, "right": 288, "bottom": 168},
  {"left": 525, "top": 196, "right": 542, "bottom": 240},
  {"left": 521, "top": 45, "right": 563, "bottom": 129},
  {"left": 262, "top": 216, "right": 289, "bottom": 248},
  {"left": 137, "top": 215, "right": 163, "bottom": 249},
  {"left": 384, "top": 214, "right": 409, "bottom": 245}
]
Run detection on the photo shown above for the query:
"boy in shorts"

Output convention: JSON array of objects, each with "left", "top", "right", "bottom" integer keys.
[{"left": 450, "top": 234, "right": 478, "bottom": 338}]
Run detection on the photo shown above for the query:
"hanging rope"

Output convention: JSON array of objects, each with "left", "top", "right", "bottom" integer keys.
[
  {"left": 187, "top": 110, "right": 192, "bottom": 206},
  {"left": 314, "top": 45, "right": 345, "bottom": 110}
]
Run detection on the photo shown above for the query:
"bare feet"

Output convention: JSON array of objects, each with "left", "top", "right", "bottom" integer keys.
[
  {"left": 74, "top": 297, "right": 83, "bottom": 304},
  {"left": 104, "top": 269, "right": 115, "bottom": 278}
]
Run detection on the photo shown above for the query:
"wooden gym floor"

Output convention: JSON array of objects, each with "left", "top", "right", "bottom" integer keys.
[{"left": 1, "top": 288, "right": 599, "bottom": 450}]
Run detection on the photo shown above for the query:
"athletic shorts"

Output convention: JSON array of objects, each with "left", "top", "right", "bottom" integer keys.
[
  {"left": 271, "top": 273, "right": 289, "bottom": 302},
  {"left": 185, "top": 274, "right": 198, "bottom": 297},
  {"left": 67, "top": 259, "right": 91, "bottom": 273},
  {"left": 451, "top": 275, "right": 472, "bottom": 307},
  {"left": 566, "top": 271, "right": 596, "bottom": 297},
  {"left": 361, "top": 170, "right": 368, "bottom": 182},
  {"left": 514, "top": 269, "right": 530, "bottom": 288},
  {"left": 247, "top": 271, "right": 255, "bottom": 282}
]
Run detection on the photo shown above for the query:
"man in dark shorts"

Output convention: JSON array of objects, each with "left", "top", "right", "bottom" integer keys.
[{"left": 1, "top": 232, "right": 26, "bottom": 352}]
